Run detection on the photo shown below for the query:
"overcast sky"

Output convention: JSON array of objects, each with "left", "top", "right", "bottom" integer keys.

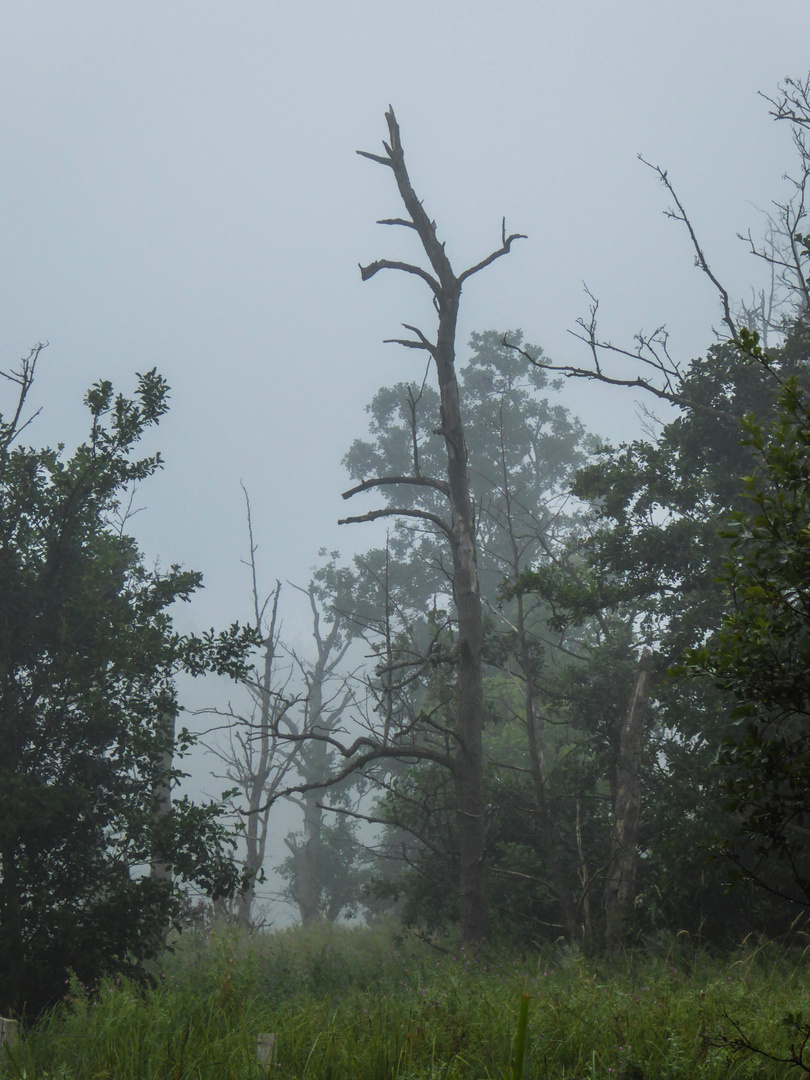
[
  {"left": 3, "top": 2, "right": 809, "bottom": 912},
  {"left": 3, "top": 1, "right": 809, "bottom": 638}
]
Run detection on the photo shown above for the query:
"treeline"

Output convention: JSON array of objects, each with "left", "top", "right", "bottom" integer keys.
[
  {"left": 235, "top": 76, "right": 810, "bottom": 952},
  {"left": 2, "top": 75, "right": 810, "bottom": 1019}
]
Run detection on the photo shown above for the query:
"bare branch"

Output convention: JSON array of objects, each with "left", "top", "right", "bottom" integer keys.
[
  {"left": 503, "top": 130, "right": 808, "bottom": 422},
  {"left": 341, "top": 474, "right": 450, "bottom": 500},
  {"left": 256, "top": 736, "right": 455, "bottom": 814},
  {"left": 384, "top": 337, "right": 433, "bottom": 353},
  {"left": 318, "top": 803, "right": 449, "bottom": 861},
  {"left": 638, "top": 155, "right": 739, "bottom": 344},
  {"left": 383, "top": 322, "right": 437, "bottom": 355},
  {"left": 338, "top": 505, "right": 453, "bottom": 539},
  {"left": 458, "top": 218, "right": 527, "bottom": 284},
  {"left": 376, "top": 217, "right": 417, "bottom": 229},
  {"left": 396, "top": 323, "right": 436, "bottom": 351},
  {"left": 737, "top": 146, "right": 810, "bottom": 316},
  {"left": 358, "top": 107, "right": 456, "bottom": 291},
  {"left": 503, "top": 328, "right": 729, "bottom": 420},
  {"left": 407, "top": 369, "right": 430, "bottom": 477},
  {"left": 0, "top": 343, "right": 48, "bottom": 457},
  {"left": 356, "top": 149, "right": 393, "bottom": 168},
  {"left": 759, "top": 75, "right": 810, "bottom": 130},
  {"left": 358, "top": 258, "right": 441, "bottom": 296}
]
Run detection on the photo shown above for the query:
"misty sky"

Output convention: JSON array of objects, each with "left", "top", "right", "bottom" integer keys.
[{"left": 3, "top": 2, "right": 810, "bottom": 913}]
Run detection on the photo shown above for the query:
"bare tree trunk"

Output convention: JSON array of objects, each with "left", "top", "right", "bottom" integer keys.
[
  {"left": 295, "top": 790, "right": 324, "bottom": 925},
  {"left": 233, "top": 580, "right": 284, "bottom": 926},
  {"left": 603, "top": 648, "right": 653, "bottom": 949},
  {"left": 286, "top": 634, "right": 329, "bottom": 927},
  {"left": 517, "top": 593, "right": 578, "bottom": 938},
  {"left": 284, "top": 579, "right": 353, "bottom": 925},
  {"left": 150, "top": 708, "right": 175, "bottom": 947},
  {"left": 435, "top": 300, "right": 489, "bottom": 942},
  {"left": 345, "top": 109, "right": 524, "bottom": 941}
]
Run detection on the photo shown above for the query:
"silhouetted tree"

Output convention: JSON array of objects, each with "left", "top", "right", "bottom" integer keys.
[
  {"left": 0, "top": 349, "right": 255, "bottom": 1015},
  {"left": 339, "top": 110, "right": 525, "bottom": 940}
]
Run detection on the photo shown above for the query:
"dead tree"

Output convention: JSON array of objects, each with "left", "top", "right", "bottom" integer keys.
[
  {"left": 203, "top": 501, "right": 367, "bottom": 927},
  {"left": 201, "top": 493, "right": 302, "bottom": 926},
  {"left": 339, "top": 107, "right": 525, "bottom": 941},
  {"left": 283, "top": 581, "right": 354, "bottom": 926}
]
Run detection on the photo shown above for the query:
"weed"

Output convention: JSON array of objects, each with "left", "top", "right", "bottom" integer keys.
[{"left": 3, "top": 924, "right": 809, "bottom": 1079}]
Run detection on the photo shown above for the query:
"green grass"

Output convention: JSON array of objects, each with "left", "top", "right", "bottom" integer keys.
[{"left": 4, "top": 923, "right": 810, "bottom": 1079}]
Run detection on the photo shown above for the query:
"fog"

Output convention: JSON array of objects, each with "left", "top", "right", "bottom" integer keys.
[{"left": 3, "top": 1, "right": 809, "bottom": 920}]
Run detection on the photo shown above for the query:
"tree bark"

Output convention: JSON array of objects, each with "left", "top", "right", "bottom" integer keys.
[
  {"left": 432, "top": 280, "right": 488, "bottom": 942},
  {"left": 603, "top": 647, "right": 653, "bottom": 949}
]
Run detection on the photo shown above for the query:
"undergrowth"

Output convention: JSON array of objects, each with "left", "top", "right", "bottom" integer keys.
[{"left": 3, "top": 922, "right": 810, "bottom": 1079}]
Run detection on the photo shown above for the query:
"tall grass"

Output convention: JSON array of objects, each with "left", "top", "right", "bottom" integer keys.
[{"left": 4, "top": 923, "right": 810, "bottom": 1079}]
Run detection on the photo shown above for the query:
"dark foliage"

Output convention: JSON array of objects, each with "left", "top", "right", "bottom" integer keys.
[
  {"left": 0, "top": 352, "right": 257, "bottom": 1017},
  {"left": 679, "top": 368, "right": 810, "bottom": 910}
]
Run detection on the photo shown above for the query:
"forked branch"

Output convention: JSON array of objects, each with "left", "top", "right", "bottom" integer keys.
[
  {"left": 338, "top": 505, "right": 453, "bottom": 540},
  {"left": 504, "top": 152, "right": 792, "bottom": 417},
  {"left": 356, "top": 107, "right": 525, "bottom": 300},
  {"left": 760, "top": 74, "right": 810, "bottom": 131},
  {"left": 342, "top": 474, "right": 450, "bottom": 499},
  {"left": 0, "top": 343, "right": 47, "bottom": 458},
  {"left": 347, "top": 107, "right": 525, "bottom": 533},
  {"left": 638, "top": 155, "right": 738, "bottom": 344}
]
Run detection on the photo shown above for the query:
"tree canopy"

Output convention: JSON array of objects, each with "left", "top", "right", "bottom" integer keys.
[
  {"left": 678, "top": 361, "right": 810, "bottom": 908},
  {"left": 0, "top": 348, "right": 256, "bottom": 1016}
]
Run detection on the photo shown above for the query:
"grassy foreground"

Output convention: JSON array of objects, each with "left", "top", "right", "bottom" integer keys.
[{"left": 3, "top": 922, "right": 810, "bottom": 1079}]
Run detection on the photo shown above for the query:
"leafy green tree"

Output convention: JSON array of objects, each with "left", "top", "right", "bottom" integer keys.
[
  {"left": 343, "top": 330, "right": 590, "bottom": 605},
  {"left": 0, "top": 347, "right": 256, "bottom": 1016},
  {"left": 360, "top": 329, "right": 809, "bottom": 944},
  {"left": 345, "top": 332, "right": 605, "bottom": 939},
  {"left": 679, "top": 366, "right": 810, "bottom": 910},
  {"left": 508, "top": 316, "right": 810, "bottom": 942},
  {"left": 489, "top": 72, "right": 810, "bottom": 946}
]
